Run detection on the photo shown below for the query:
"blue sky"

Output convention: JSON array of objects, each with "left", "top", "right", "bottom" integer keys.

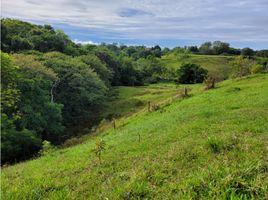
[{"left": 2, "top": 0, "right": 268, "bottom": 49}]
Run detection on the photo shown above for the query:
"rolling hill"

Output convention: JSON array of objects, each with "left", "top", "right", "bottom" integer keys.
[
  {"left": 160, "top": 53, "right": 235, "bottom": 80},
  {"left": 2, "top": 74, "right": 268, "bottom": 199}
]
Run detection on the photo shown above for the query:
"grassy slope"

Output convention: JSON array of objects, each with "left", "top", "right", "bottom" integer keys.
[
  {"left": 2, "top": 74, "right": 268, "bottom": 199},
  {"left": 160, "top": 53, "right": 235, "bottom": 79},
  {"left": 101, "top": 83, "right": 180, "bottom": 119}
]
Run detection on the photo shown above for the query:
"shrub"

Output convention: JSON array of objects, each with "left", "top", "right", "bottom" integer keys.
[
  {"left": 231, "top": 56, "right": 252, "bottom": 78},
  {"left": 1, "top": 128, "right": 42, "bottom": 163},
  {"left": 251, "top": 64, "right": 264, "bottom": 74},
  {"left": 177, "top": 63, "right": 208, "bottom": 84},
  {"left": 39, "top": 140, "right": 55, "bottom": 156},
  {"left": 204, "top": 76, "right": 216, "bottom": 90}
]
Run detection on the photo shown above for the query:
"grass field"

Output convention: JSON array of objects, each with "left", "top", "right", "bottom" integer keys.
[
  {"left": 160, "top": 53, "right": 235, "bottom": 80},
  {"left": 101, "top": 82, "right": 206, "bottom": 121},
  {"left": 2, "top": 74, "right": 268, "bottom": 199},
  {"left": 101, "top": 83, "right": 180, "bottom": 119}
]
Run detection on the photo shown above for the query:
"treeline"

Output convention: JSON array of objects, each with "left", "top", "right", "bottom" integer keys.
[
  {"left": 1, "top": 18, "right": 268, "bottom": 164},
  {"left": 186, "top": 41, "right": 268, "bottom": 57}
]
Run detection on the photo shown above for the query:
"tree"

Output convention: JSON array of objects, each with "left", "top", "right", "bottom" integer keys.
[
  {"left": 256, "top": 50, "right": 268, "bottom": 58},
  {"left": 151, "top": 45, "right": 162, "bottom": 57},
  {"left": 188, "top": 46, "right": 199, "bottom": 53},
  {"left": 12, "top": 54, "right": 64, "bottom": 143},
  {"left": 177, "top": 63, "right": 208, "bottom": 84},
  {"left": 1, "top": 52, "right": 42, "bottom": 163},
  {"left": 43, "top": 52, "right": 108, "bottom": 133},
  {"left": 118, "top": 56, "right": 143, "bottom": 86},
  {"left": 162, "top": 47, "right": 170, "bottom": 55},
  {"left": 212, "top": 41, "right": 230, "bottom": 55},
  {"left": 241, "top": 48, "right": 254, "bottom": 57},
  {"left": 80, "top": 54, "right": 112, "bottom": 86},
  {"left": 1, "top": 52, "right": 20, "bottom": 120},
  {"left": 1, "top": 18, "right": 73, "bottom": 53},
  {"left": 94, "top": 46, "right": 122, "bottom": 86},
  {"left": 199, "top": 42, "right": 213, "bottom": 55}
]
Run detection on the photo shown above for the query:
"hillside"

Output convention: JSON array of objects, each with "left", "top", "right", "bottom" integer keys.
[
  {"left": 2, "top": 74, "right": 268, "bottom": 199},
  {"left": 160, "top": 53, "right": 235, "bottom": 80},
  {"left": 2, "top": 19, "right": 268, "bottom": 166},
  {"left": 102, "top": 83, "right": 182, "bottom": 119}
]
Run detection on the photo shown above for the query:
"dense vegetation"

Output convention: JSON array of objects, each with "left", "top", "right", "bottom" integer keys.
[
  {"left": 2, "top": 75, "right": 268, "bottom": 199},
  {"left": 1, "top": 18, "right": 268, "bottom": 164}
]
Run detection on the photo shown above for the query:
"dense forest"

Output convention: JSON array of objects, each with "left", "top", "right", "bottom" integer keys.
[{"left": 1, "top": 18, "right": 268, "bottom": 164}]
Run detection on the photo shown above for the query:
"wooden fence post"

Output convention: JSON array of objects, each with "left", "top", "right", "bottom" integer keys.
[
  {"left": 184, "top": 87, "right": 188, "bottom": 96},
  {"left": 113, "top": 119, "right": 116, "bottom": 129}
]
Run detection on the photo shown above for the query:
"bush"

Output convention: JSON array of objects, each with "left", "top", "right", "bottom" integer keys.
[
  {"left": 251, "top": 64, "right": 264, "bottom": 74},
  {"left": 39, "top": 140, "right": 55, "bottom": 156},
  {"left": 1, "top": 128, "right": 42, "bottom": 163},
  {"left": 177, "top": 63, "right": 208, "bottom": 84},
  {"left": 204, "top": 76, "right": 216, "bottom": 90},
  {"left": 231, "top": 56, "right": 252, "bottom": 78}
]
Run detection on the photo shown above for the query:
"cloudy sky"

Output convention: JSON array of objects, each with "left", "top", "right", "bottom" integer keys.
[{"left": 2, "top": 0, "right": 268, "bottom": 49}]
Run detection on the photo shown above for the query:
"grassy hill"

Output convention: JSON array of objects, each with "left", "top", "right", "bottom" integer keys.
[
  {"left": 101, "top": 83, "right": 179, "bottom": 119},
  {"left": 2, "top": 74, "right": 268, "bottom": 199},
  {"left": 160, "top": 53, "right": 235, "bottom": 80},
  {"left": 101, "top": 82, "right": 204, "bottom": 120}
]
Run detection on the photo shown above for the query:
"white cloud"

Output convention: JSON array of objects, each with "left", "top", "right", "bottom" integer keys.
[
  {"left": 2, "top": 0, "right": 268, "bottom": 42},
  {"left": 72, "top": 39, "right": 99, "bottom": 45}
]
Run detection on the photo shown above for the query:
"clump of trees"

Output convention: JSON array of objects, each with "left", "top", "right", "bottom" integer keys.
[
  {"left": 187, "top": 41, "right": 268, "bottom": 57},
  {"left": 1, "top": 52, "right": 64, "bottom": 163},
  {"left": 177, "top": 63, "right": 208, "bottom": 84}
]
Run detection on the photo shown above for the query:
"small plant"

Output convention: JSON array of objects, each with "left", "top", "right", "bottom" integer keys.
[
  {"left": 206, "top": 137, "right": 225, "bottom": 153},
  {"left": 39, "top": 140, "right": 54, "bottom": 156},
  {"left": 93, "top": 138, "right": 106, "bottom": 162},
  {"left": 204, "top": 76, "right": 216, "bottom": 90}
]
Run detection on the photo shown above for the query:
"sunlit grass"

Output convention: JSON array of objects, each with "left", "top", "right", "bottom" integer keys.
[{"left": 2, "top": 74, "right": 268, "bottom": 199}]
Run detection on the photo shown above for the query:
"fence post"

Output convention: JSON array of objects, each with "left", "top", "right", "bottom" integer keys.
[
  {"left": 148, "top": 101, "right": 151, "bottom": 112},
  {"left": 184, "top": 87, "right": 188, "bottom": 96},
  {"left": 113, "top": 119, "right": 116, "bottom": 129}
]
